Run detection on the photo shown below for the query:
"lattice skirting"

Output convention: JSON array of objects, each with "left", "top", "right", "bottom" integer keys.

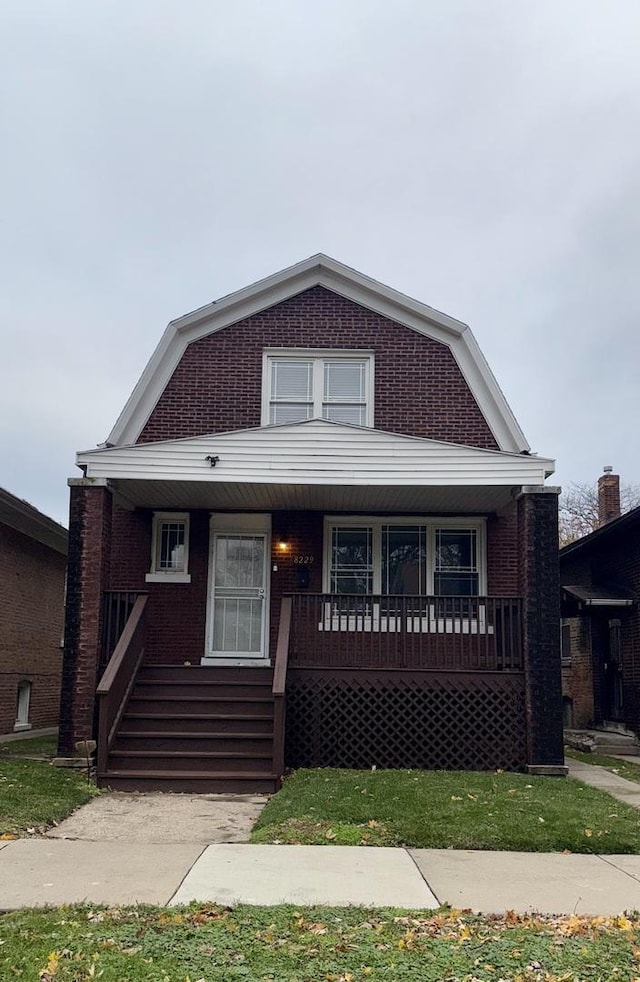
[{"left": 285, "top": 669, "right": 528, "bottom": 772}]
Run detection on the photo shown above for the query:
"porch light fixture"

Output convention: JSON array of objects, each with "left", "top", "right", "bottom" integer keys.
[{"left": 277, "top": 538, "right": 290, "bottom": 552}]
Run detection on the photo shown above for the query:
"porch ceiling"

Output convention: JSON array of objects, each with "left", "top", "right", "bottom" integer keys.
[{"left": 110, "top": 478, "right": 517, "bottom": 513}]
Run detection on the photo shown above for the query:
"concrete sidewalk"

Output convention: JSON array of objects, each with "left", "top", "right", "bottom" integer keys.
[{"left": 3, "top": 839, "right": 640, "bottom": 914}]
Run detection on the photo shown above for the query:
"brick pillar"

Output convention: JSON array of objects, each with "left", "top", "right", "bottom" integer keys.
[
  {"left": 58, "top": 479, "right": 112, "bottom": 755},
  {"left": 517, "top": 486, "right": 566, "bottom": 774}
]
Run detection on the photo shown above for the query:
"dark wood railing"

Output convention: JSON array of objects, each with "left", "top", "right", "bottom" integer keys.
[
  {"left": 272, "top": 596, "right": 292, "bottom": 781},
  {"left": 100, "top": 591, "right": 147, "bottom": 672},
  {"left": 288, "top": 594, "right": 522, "bottom": 671},
  {"left": 96, "top": 594, "right": 148, "bottom": 775}
]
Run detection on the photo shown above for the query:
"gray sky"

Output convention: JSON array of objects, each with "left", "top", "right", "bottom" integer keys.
[{"left": 2, "top": 1, "right": 639, "bottom": 526}]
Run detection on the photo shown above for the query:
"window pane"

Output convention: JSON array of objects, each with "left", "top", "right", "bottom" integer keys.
[
  {"left": 322, "top": 404, "right": 366, "bottom": 425},
  {"left": 330, "top": 527, "right": 372, "bottom": 594},
  {"left": 271, "top": 360, "right": 312, "bottom": 400},
  {"left": 382, "top": 526, "right": 426, "bottom": 594},
  {"left": 270, "top": 403, "right": 313, "bottom": 424},
  {"left": 433, "top": 572, "right": 479, "bottom": 596},
  {"left": 435, "top": 530, "right": 477, "bottom": 572},
  {"left": 324, "top": 361, "right": 366, "bottom": 402},
  {"left": 158, "top": 522, "right": 185, "bottom": 571}
]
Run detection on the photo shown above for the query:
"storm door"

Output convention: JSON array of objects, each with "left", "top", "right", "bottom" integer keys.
[{"left": 207, "top": 532, "right": 268, "bottom": 659}]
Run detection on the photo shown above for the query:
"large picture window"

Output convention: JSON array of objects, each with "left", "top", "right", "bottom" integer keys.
[
  {"left": 325, "top": 518, "right": 484, "bottom": 596},
  {"left": 263, "top": 350, "right": 373, "bottom": 427}
]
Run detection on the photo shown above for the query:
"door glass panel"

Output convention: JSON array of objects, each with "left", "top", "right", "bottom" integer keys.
[{"left": 211, "top": 534, "right": 266, "bottom": 656}]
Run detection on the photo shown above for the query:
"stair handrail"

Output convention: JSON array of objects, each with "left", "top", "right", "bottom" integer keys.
[
  {"left": 96, "top": 594, "right": 148, "bottom": 776},
  {"left": 272, "top": 595, "right": 292, "bottom": 780}
]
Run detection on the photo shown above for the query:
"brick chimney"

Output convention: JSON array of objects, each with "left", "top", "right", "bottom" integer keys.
[{"left": 598, "top": 466, "right": 621, "bottom": 526}]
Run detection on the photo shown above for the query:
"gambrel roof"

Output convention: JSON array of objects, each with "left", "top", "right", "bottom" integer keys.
[{"left": 107, "top": 255, "right": 530, "bottom": 453}]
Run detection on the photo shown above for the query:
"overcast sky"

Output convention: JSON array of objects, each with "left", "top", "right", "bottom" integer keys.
[{"left": 2, "top": 1, "right": 639, "bottom": 526}]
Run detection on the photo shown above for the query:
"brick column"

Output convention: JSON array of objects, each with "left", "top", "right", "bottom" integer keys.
[
  {"left": 517, "top": 486, "right": 566, "bottom": 774},
  {"left": 58, "top": 479, "right": 112, "bottom": 755}
]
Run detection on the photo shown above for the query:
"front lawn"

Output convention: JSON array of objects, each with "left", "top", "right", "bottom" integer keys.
[
  {"left": 251, "top": 768, "right": 640, "bottom": 853},
  {"left": 0, "top": 759, "right": 100, "bottom": 837},
  {"left": 2, "top": 904, "right": 640, "bottom": 981},
  {"left": 0, "top": 734, "right": 57, "bottom": 759},
  {"left": 566, "top": 747, "right": 640, "bottom": 785}
]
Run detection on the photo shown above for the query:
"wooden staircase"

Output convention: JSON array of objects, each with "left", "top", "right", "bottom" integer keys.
[{"left": 97, "top": 665, "right": 281, "bottom": 793}]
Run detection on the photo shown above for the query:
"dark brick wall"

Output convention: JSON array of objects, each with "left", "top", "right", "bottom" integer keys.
[
  {"left": 58, "top": 484, "right": 112, "bottom": 753},
  {"left": 518, "top": 489, "right": 564, "bottom": 765},
  {"left": 560, "top": 518, "right": 640, "bottom": 735},
  {"left": 561, "top": 617, "right": 594, "bottom": 728},
  {"left": 138, "top": 286, "right": 499, "bottom": 449},
  {"left": 108, "top": 504, "right": 520, "bottom": 664},
  {"left": 0, "top": 524, "right": 66, "bottom": 734}
]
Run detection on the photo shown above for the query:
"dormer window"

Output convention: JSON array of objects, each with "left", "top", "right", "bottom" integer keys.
[{"left": 262, "top": 350, "right": 374, "bottom": 427}]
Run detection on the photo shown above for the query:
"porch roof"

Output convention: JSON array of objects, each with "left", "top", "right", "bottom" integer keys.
[{"left": 76, "top": 420, "right": 554, "bottom": 512}]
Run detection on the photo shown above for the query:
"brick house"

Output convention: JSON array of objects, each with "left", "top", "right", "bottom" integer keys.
[
  {"left": 0, "top": 487, "right": 67, "bottom": 735},
  {"left": 59, "top": 255, "right": 564, "bottom": 791},
  {"left": 561, "top": 469, "right": 640, "bottom": 734}
]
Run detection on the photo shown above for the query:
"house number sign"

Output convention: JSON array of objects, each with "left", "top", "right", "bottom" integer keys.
[{"left": 293, "top": 555, "right": 315, "bottom": 564}]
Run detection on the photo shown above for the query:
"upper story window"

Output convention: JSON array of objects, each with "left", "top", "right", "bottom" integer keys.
[
  {"left": 146, "top": 512, "right": 191, "bottom": 583},
  {"left": 262, "top": 350, "right": 374, "bottom": 427}
]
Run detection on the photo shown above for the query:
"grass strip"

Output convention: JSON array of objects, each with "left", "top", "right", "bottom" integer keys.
[
  {"left": 251, "top": 768, "right": 640, "bottom": 853},
  {"left": 0, "top": 758, "right": 100, "bottom": 837},
  {"left": 1, "top": 904, "right": 639, "bottom": 981}
]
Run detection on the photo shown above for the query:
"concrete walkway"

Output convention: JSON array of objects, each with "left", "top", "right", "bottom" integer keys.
[
  {"left": 2, "top": 759, "right": 640, "bottom": 914},
  {"left": 3, "top": 839, "right": 640, "bottom": 914}
]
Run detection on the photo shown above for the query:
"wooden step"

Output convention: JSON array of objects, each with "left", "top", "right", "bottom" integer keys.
[
  {"left": 127, "top": 696, "right": 274, "bottom": 715},
  {"left": 133, "top": 681, "right": 273, "bottom": 699},
  {"left": 107, "top": 750, "right": 273, "bottom": 773},
  {"left": 98, "top": 770, "right": 279, "bottom": 794},
  {"left": 113, "top": 733, "right": 273, "bottom": 754},
  {"left": 121, "top": 713, "right": 274, "bottom": 734},
  {"left": 137, "top": 666, "right": 273, "bottom": 684}
]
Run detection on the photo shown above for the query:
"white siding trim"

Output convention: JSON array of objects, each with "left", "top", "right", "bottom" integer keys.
[{"left": 106, "top": 254, "right": 529, "bottom": 452}]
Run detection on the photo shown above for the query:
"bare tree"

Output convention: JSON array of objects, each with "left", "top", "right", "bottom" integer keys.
[{"left": 559, "top": 481, "right": 640, "bottom": 546}]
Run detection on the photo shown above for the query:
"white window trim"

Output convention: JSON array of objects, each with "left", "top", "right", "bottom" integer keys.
[
  {"left": 146, "top": 511, "right": 192, "bottom": 583},
  {"left": 14, "top": 679, "right": 32, "bottom": 732},
  {"left": 322, "top": 515, "right": 487, "bottom": 595},
  {"left": 261, "top": 348, "right": 375, "bottom": 427}
]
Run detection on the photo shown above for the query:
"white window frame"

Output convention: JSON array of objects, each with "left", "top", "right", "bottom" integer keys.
[
  {"left": 146, "top": 511, "right": 191, "bottom": 583},
  {"left": 322, "top": 516, "right": 486, "bottom": 595},
  {"left": 321, "top": 516, "right": 488, "bottom": 634},
  {"left": 261, "top": 348, "right": 375, "bottom": 427},
  {"left": 14, "top": 679, "right": 32, "bottom": 732}
]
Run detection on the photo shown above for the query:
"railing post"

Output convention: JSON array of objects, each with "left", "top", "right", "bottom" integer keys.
[{"left": 272, "top": 596, "right": 292, "bottom": 782}]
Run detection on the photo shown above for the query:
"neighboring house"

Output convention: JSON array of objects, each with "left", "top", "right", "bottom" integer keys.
[
  {"left": 561, "top": 469, "right": 640, "bottom": 734},
  {"left": 59, "top": 254, "right": 564, "bottom": 792},
  {"left": 0, "top": 487, "right": 67, "bottom": 734}
]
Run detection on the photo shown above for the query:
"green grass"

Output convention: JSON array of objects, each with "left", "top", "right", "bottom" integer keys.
[
  {"left": 0, "top": 734, "right": 57, "bottom": 758},
  {"left": 0, "top": 758, "right": 100, "bottom": 837},
  {"left": 1, "top": 904, "right": 639, "bottom": 981},
  {"left": 566, "top": 747, "right": 640, "bottom": 784},
  {"left": 251, "top": 768, "right": 640, "bottom": 853}
]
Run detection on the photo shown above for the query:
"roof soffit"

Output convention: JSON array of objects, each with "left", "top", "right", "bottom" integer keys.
[{"left": 107, "top": 254, "right": 530, "bottom": 453}]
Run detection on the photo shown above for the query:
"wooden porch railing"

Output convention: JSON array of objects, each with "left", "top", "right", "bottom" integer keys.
[
  {"left": 272, "top": 596, "right": 292, "bottom": 781},
  {"left": 100, "top": 591, "right": 147, "bottom": 672},
  {"left": 287, "top": 594, "right": 523, "bottom": 671},
  {"left": 96, "top": 594, "right": 148, "bottom": 776}
]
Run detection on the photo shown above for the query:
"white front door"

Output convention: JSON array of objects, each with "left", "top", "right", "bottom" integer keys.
[{"left": 207, "top": 532, "right": 269, "bottom": 660}]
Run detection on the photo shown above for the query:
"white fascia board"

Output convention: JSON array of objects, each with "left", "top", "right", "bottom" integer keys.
[
  {"left": 81, "top": 420, "right": 552, "bottom": 487},
  {"left": 107, "top": 254, "right": 529, "bottom": 453}
]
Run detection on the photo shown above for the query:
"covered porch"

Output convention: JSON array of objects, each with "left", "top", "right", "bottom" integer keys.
[{"left": 60, "top": 420, "right": 563, "bottom": 788}]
